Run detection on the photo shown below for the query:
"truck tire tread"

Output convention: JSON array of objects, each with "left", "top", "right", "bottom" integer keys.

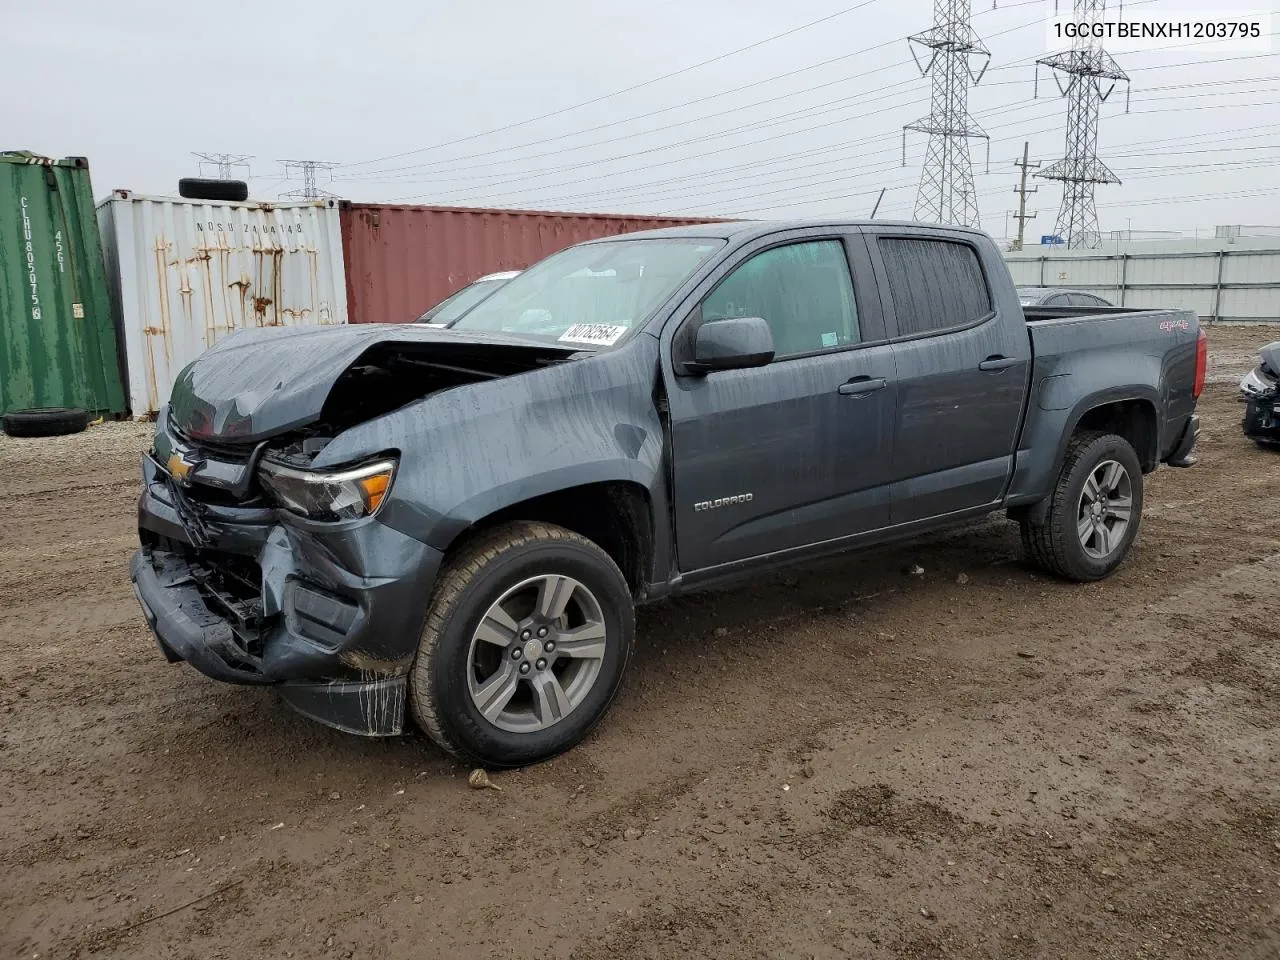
[
  {"left": 1020, "top": 430, "right": 1142, "bottom": 582},
  {"left": 409, "top": 521, "right": 632, "bottom": 767}
]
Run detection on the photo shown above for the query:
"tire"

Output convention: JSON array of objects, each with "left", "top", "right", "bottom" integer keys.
[
  {"left": 1020, "top": 431, "right": 1144, "bottom": 582},
  {"left": 178, "top": 178, "right": 249, "bottom": 202},
  {"left": 409, "top": 521, "right": 635, "bottom": 768},
  {"left": 2, "top": 407, "right": 90, "bottom": 438}
]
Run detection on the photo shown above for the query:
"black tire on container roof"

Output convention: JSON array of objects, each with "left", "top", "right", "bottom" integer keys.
[
  {"left": 1, "top": 407, "right": 90, "bottom": 438},
  {"left": 177, "top": 178, "right": 249, "bottom": 203}
]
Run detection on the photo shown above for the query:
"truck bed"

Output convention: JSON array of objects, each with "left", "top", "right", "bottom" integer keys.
[
  {"left": 1001, "top": 305, "right": 1200, "bottom": 510},
  {"left": 1022, "top": 304, "right": 1158, "bottom": 323}
]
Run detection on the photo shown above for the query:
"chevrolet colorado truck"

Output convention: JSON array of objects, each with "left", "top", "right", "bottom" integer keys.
[{"left": 130, "top": 220, "right": 1205, "bottom": 767}]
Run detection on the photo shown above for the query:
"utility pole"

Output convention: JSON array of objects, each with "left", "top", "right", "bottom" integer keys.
[
  {"left": 1011, "top": 141, "right": 1040, "bottom": 251},
  {"left": 280, "top": 159, "right": 340, "bottom": 199},
  {"left": 902, "top": 0, "right": 991, "bottom": 228},
  {"left": 193, "top": 152, "right": 252, "bottom": 180}
]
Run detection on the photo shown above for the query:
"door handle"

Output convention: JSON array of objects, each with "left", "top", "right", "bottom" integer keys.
[
  {"left": 979, "top": 356, "right": 1019, "bottom": 372},
  {"left": 837, "top": 377, "right": 887, "bottom": 396}
]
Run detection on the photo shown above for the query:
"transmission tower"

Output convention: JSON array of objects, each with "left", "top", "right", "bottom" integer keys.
[
  {"left": 1035, "top": 0, "right": 1130, "bottom": 249},
  {"left": 902, "top": 0, "right": 991, "bottom": 228},
  {"left": 193, "top": 152, "right": 252, "bottom": 180},
  {"left": 280, "top": 159, "right": 340, "bottom": 199}
]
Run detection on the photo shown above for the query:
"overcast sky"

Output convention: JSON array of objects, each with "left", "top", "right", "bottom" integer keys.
[{"left": 4, "top": 0, "right": 1277, "bottom": 238}]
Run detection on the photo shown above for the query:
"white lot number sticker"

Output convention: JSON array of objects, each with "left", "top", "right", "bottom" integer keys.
[{"left": 558, "top": 323, "right": 628, "bottom": 347}]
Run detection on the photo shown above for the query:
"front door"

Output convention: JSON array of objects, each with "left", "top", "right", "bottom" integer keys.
[{"left": 665, "top": 235, "right": 899, "bottom": 573}]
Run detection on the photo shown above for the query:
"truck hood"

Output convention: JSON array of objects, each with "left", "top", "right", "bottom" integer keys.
[
  {"left": 168, "top": 324, "right": 583, "bottom": 443},
  {"left": 1259, "top": 340, "right": 1280, "bottom": 376}
]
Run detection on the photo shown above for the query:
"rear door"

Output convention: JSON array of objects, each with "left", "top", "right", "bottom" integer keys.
[
  {"left": 866, "top": 230, "right": 1031, "bottom": 525},
  {"left": 665, "top": 231, "right": 898, "bottom": 572}
]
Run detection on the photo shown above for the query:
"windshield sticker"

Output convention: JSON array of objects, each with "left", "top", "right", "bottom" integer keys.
[
  {"left": 821, "top": 331, "right": 838, "bottom": 348},
  {"left": 558, "top": 323, "right": 628, "bottom": 347}
]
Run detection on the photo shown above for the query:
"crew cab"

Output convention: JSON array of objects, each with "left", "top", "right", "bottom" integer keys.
[{"left": 130, "top": 220, "right": 1205, "bottom": 767}]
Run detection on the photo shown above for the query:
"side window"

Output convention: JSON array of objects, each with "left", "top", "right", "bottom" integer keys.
[
  {"left": 701, "top": 240, "right": 860, "bottom": 359},
  {"left": 1047, "top": 294, "right": 1070, "bottom": 306},
  {"left": 877, "top": 238, "right": 992, "bottom": 337}
]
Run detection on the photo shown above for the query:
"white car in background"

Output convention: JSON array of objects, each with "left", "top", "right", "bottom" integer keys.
[{"left": 416, "top": 271, "right": 521, "bottom": 327}]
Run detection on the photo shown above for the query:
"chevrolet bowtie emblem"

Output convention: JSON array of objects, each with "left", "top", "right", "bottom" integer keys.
[{"left": 167, "top": 451, "right": 197, "bottom": 484}]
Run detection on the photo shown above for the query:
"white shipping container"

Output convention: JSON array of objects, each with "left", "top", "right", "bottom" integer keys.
[{"left": 98, "top": 191, "right": 348, "bottom": 417}]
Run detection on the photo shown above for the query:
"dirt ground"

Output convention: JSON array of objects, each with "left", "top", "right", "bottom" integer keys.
[{"left": 2, "top": 325, "right": 1278, "bottom": 960}]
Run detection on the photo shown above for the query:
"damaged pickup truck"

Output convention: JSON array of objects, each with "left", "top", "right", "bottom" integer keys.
[{"left": 131, "top": 220, "right": 1205, "bottom": 767}]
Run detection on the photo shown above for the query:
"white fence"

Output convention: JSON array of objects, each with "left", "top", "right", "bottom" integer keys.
[{"left": 1004, "top": 244, "right": 1280, "bottom": 323}]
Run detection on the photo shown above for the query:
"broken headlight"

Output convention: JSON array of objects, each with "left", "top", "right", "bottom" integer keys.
[
  {"left": 258, "top": 457, "right": 397, "bottom": 522},
  {"left": 1240, "top": 367, "right": 1277, "bottom": 399}
]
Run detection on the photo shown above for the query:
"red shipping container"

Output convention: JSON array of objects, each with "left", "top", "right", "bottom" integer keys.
[{"left": 340, "top": 203, "right": 721, "bottom": 323}]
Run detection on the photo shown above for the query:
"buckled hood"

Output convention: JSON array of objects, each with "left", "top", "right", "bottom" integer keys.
[{"left": 167, "top": 323, "right": 580, "bottom": 443}]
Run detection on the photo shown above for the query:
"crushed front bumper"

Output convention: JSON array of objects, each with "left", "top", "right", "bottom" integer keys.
[
  {"left": 130, "top": 454, "right": 442, "bottom": 736},
  {"left": 1244, "top": 394, "right": 1280, "bottom": 445}
]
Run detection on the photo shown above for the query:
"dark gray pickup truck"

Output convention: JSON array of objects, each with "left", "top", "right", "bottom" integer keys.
[{"left": 130, "top": 220, "right": 1205, "bottom": 767}]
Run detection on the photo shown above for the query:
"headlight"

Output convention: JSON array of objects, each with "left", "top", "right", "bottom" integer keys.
[
  {"left": 258, "top": 457, "right": 397, "bottom": 521},
  {"left": 1240, "top": 367, "right": 1277, "bottom": 398}
]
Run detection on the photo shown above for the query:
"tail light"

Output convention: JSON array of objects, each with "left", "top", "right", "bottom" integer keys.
[{"left": 1193, "top": 329, "right": 1207, "bottom": 399}]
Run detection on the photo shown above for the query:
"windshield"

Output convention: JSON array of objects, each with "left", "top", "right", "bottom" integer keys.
[
  {"left": 417, "top": 277, "right": 509, "bottom": 324},
  {"left": 451, "top": 238, "right": 725, "bottom": 347}
]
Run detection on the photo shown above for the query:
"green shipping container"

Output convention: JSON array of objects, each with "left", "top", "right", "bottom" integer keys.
[{"left": 0, "top": 152, "right": 126, "bottom": 416}]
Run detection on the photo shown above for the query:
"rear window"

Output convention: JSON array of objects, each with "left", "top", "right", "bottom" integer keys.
[{"left": 878, "top": 238, "right": 992, "bottom": 337}]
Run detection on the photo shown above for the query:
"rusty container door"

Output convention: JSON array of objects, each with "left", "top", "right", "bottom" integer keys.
[
  {"left": 340, "top": 203, "right": 720, "bottom": 323},
  {"left": 99, "top": 192, "right": 349, "bottom": 417},
  {"left": 0, "top": 152, "right": 126, "bottom": 416}
]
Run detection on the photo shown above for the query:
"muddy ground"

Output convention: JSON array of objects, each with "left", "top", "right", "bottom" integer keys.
[{"left": 2, "top": 325, "right": 1278, "bottom": 960}]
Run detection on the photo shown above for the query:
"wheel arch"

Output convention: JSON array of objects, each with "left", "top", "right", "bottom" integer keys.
[
  {"left": 1012, "top": 388, "right": 1159, "bottom": 525},
  {"left": 440, "top": 474, "right": 658, "bottom": 599}
]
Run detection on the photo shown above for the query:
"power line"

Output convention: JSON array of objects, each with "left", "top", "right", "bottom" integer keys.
[
  {"left": 341, "top": 0, "right": 1087, "bottom": 181},
  {"left": 352, "top": 47, "right": 1276, "bottom": 209},
  {"left": 408, "top": 77, "right": 1280, "bottom": 212},
  {"left": 340, "top": 0, "right": 895, "bottom": 171},
  {"left": 346, "top": 0, "right": 1250, "bottom": 207},
  {"left": 338, "top": 73, "right": 926, "bottom": 186},
  {"left": 344, "top": 0, "right": 1224, "bottom": 206},
  {"left": 391, "top": 85, "right": 1280, "bottom": 212},
  {"left": 675, "top": 73, "right": 1280, "bottom": 217},
  {"left": 1096, "top": 186, "right": 1280, "bottom": 209},
  {"left": 691, "top": 104, "right": 1280, "bottom": 218}
]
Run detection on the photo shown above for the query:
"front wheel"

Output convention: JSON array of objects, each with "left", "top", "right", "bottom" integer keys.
[
  {"left": 1020, "top": 431, "right": 1145, "bottom": 582},
  {"left": 409, "top": 522, "right": 635, "bottom": 768}
]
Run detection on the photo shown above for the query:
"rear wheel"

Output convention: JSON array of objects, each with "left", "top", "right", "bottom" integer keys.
[
  {"left": 1020, "top": 431, "right": 1144, "bottom": 582},
  {"left": 409, "top": 522, "right": 634, "bottom": 768}
]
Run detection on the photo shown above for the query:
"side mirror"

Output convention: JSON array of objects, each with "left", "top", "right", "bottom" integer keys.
[{"left": 688, "top": 316, "right": 775, "bottom": 373}]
